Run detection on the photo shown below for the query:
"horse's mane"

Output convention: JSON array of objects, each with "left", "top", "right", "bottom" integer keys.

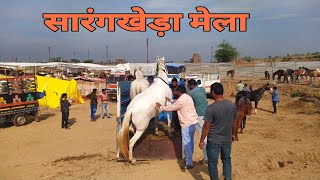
[{"left": 252, "top": 87, "right": 262, "bottom": 94}]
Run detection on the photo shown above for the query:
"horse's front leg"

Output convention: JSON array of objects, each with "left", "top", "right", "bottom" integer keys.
[{"left": 254, "top": 100, "right": 258, "bottom": 115}]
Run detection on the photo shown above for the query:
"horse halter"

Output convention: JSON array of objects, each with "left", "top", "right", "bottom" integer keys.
[
  {"left": 156, "top": 60, "right": 168, "bottom": 76},
  {"left": 156, "top": 60, "right": 169, "bottom": 86}
]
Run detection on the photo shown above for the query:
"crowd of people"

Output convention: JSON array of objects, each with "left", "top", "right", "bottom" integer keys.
[
  {"left": 59, "top": 77, "right": 279, "bottom": 180},
  {"left": 236, "top": 80, "right": 279, "bottom": 114}
]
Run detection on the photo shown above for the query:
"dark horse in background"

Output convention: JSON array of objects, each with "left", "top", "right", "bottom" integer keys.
[
  {"left": 283, "top": 69, "right": 294, "bottom": 83},
  {"left": 227, "top": 70, "right": 235, "bottom": 79},
  {"left": 273, "top": 70, "right": 285, "bottom": 82},
  {"left": 273, "top": 69, "right": 293, "bottom": 83},
  {"left": 265, "top": 71, "right": 270, "bottom": 80},
  {"left": 235, "top": 83, "right": 271, "bottom": 115}
]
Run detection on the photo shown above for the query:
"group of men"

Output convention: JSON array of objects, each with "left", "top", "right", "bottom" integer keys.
[
  {"left": 237, "top": 80, "right": 279, "bottom": 114},
  {"left": 156, "top": 79, "right": 237, "bottom": 180},
  {"left": 86, "top": 88, "right": 111, "bottom": 121}
]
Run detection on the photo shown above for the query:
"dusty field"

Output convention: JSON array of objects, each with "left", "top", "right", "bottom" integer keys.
[{"left": 0, "top": 79, "right": 320, "bottom": 180}]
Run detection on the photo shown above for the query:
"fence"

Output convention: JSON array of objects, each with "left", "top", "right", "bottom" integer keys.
[{"left": 185, "top": 61, "right": 320, "bottom": 77}]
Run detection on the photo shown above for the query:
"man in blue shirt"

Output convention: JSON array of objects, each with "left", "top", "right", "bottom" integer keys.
[
  {"left": 272, "top": 86, "right": 279, "bottom": 114},
  {"left": 187, "top": 79, "right": 208, "bottom": 164}
]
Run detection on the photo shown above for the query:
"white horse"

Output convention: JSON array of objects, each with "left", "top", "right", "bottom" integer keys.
[
  {"left": 130, "top": 68, "right": 150, "bottom": 99},
  {"left": 117, "top": 57, "right": 173, "bottom": 163}
]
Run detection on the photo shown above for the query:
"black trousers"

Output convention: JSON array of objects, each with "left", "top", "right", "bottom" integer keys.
[
  {"left": 172, "top": 111, "right": 181, "bottom": 132},
  {"left": 62, "top": 111, "right": 69, "bottom": 128},
  {"left": 272, "top": 101, "right": 277, "bottom": 113}
]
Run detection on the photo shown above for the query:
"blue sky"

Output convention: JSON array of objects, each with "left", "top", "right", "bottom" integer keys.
[{"left": 0, "top": 0, "right": 319, "bottom": 63}]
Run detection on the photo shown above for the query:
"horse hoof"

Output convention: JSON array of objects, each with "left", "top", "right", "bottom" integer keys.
[
  {"left": 130, "top": 159, "right": 137, "bottom": 164},
  {"left": 155, "top": 131, "right": 159, "bottom": 136}
]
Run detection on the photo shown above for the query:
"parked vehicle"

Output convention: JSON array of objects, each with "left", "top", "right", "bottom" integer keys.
[
  {"left": 0, "top": 75, "right": 45, "bottom": 126},
  {"left": 184, "top": 73, "right": 220, "bottom": 94},
  {"left": 106, "top": 73, "right": 127, "bottom": 101}
]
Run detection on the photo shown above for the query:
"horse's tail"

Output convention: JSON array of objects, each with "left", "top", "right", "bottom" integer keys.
[{"left": 117, "top": 108, "right": 132, "bottom": 160}]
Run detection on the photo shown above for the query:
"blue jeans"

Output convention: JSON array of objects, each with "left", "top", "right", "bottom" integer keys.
[
  {"left": 181, "top": 123, "right": 196, "bottom": 166},
  {"left": 90, "top": 105, "right": 97, "bottom": 120},
  {"left": 101, "top": 103, "right": 110, "bottom": 118},
  {"left": 197, "top": 116, "right": 208, "bottom": 161},
  {"left": 207, "top": 143, "right": 232, "bottom": 180}
]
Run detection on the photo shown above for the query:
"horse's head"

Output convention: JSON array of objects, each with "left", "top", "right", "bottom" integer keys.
[
  {"left": 263, "top": 83, "right": 271, "bottom": 91},
  {"left": 134, "top": 68, "right": 144, "bottom": 80},
  {"left": 156, "top": 56, "right": 168, "bottom": 75},
  {"left": 269, "top": 86, "right": 274, "bottom": 93}
]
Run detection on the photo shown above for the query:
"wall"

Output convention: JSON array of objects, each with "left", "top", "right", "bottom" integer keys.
[{"left": 185, "top": 61, "right": 320, "bottom": 77}]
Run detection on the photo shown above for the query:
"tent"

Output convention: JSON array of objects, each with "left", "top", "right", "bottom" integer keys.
[{"left": 36, "top": 75, "right": 84, "bottom": 109}]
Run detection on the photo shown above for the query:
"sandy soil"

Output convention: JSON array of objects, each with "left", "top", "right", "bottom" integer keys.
[{"left": 0, "top": 80, "right": 320, "bottom": 180}]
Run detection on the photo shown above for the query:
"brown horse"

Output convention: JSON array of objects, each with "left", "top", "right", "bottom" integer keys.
[
  {"left": 308, "top": 69, "right": 320, "bottom": 84},
  {"left": 299, "top": 67, "right": 319, "bottom": 84},
  {"left": 233, "top": 97, "right": 252, "bottom": 141},
  {"left": 227, "top": 70, "right": 235, "bottom": 79}
]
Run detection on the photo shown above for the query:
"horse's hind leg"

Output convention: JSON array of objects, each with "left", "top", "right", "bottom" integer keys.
[
  {"left": 129, "top": 130, "right": 144, "bottom": 164},
  {"left": 154, "top": 109, "right": 159, "bottom": 136},
  {"left": 129, "top": 124, "right": 136, "bottom": 134}
]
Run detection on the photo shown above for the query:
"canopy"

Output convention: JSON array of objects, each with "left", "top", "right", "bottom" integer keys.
[
  {"left": 36, "top": 75, "right": 84, "bottom": 109},
  {"left": 0, "top": 62, "right": 111, "bottom": 71},
  {"left": 166, "top": 63, "right": 185, "bottom": 68}
]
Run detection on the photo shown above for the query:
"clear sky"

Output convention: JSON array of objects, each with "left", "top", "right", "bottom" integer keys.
[{"left": 0, "top": 0, "right": 319, "bottom": 63}]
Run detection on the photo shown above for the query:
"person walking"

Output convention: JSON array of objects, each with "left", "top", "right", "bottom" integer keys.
[
  {"left": 272, "top": 86, "right": 279, "bottom": 114},
  {"left": 187, "top": 79, "right": 208, "bottom": 164},
  {"left": 199, "top": 83, "right": 237, "bottom": 180},
  {"left": 156, "top": 85, "right": 199, "bottom": 169},
  {"left": 100, "top": 89, "right": 111, "bottom": 118},
  {"left": 86, "top": 88, "right": 98, "bottom": 121},
  {"left": 236, "top": 81, "right": 244, "bottom": 92},
  {"left": 60, "top": 93, "right": 71, "bottom": 129}
]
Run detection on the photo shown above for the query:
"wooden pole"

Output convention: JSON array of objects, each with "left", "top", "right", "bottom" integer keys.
[
  {"left": 48, "top": 46, "right": 51, "bottom": 62},
  {"left": 146, "top": 38, "right": 149, "bottom": 63},
  {"left": 211, "top": 46, "right": 213, "bottom": 63}
]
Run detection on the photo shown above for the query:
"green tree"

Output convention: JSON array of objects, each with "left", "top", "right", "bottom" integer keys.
[
  {"left": 214, "top": 40, "right": 239, "bottom": 62},
  {"left": 70, "top": 59, "right": 80, "bottom": 63},
  {"left": 243, "top": 56, "right": 253, "bottom": 62}
]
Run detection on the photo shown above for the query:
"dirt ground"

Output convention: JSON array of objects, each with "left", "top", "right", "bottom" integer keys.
[{"left": 0, "top": 78, "right": 320, "bottom": 180}]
